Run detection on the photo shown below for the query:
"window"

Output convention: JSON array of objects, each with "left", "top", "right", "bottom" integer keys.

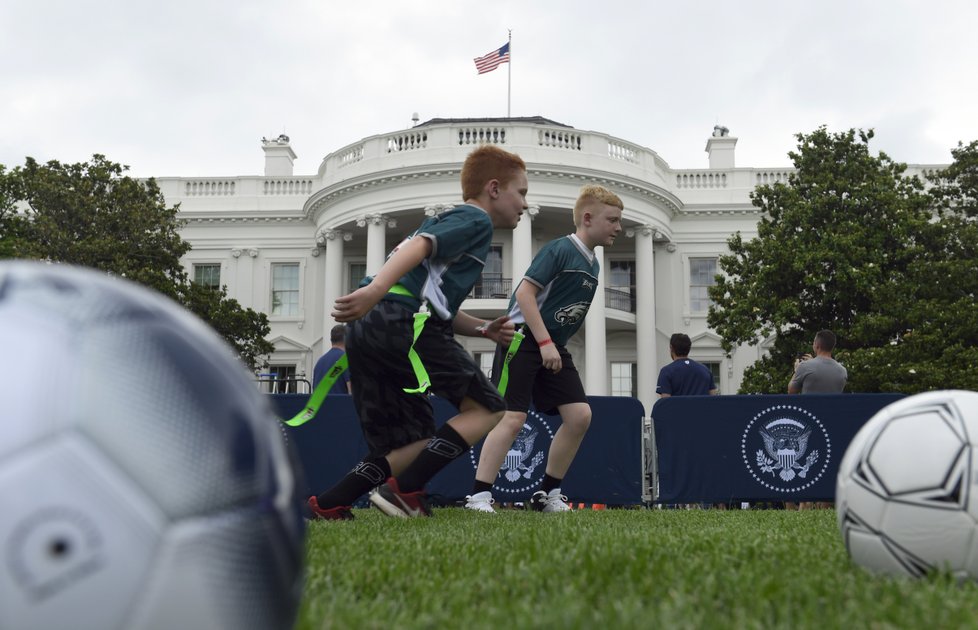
[
  {"left": 689, "top": 258, "right": 718, "bottom": 312},
  {"left": 607, "top": 259, "right": 636, "bottom": 312},
  {"left": 611, "top": 362, "right": 637, "bottom": 397},
  {"left": 271, "top": 263, "right": 300, "bottom": 316},
  {"left": 473, "top": 351, "right": 495, "bottom": 379},
  {"left": 473, "top": 244, "right": 507, "bottom": 298},
  {"left": 702, "top": 361, "right": 722, "bottom": 390},
  {"left": 348, "top": 262, "right": 367, "bottom": 293},
  {"left": 193, "top": 263, "right": 221, "bottom": 290},
  {"left": 268, "top": 365, "right": 298, "bottom": 394}
]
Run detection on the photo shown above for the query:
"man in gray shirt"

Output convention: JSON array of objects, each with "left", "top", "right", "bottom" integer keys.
[
  {"left": 787, "top": 330, "right": 847, "bottom": 510},
  {"left": 788, "top": 330, "right": 847, "bottom": 394}
]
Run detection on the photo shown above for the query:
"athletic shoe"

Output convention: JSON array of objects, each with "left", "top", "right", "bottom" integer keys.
[
  {"left": 464, "top": 491, "right": 496, "bottom": 513},
  {"left": 307, "top": 496, "right": 354, "bottom": 520},
  {"left": 369, "top": 477, "right": 432, "bottom": 518},
  {"left": 527, "top": 489, "right": 572, "bottom": 513}
]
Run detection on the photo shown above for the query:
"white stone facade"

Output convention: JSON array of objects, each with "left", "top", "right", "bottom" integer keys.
[{"left": 158, "top": 119, "right": 938, "bottom": 415}]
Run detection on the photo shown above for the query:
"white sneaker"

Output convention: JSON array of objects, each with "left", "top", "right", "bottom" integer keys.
[
  {"left": 464, "top": 491, "right": 496, "bottom": 513},
  {"left": 528, "top": 488, "right": 571, "bottom": 513}
]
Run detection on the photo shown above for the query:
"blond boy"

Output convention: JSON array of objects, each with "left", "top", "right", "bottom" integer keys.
[{"left": 467, "top": 185, "right": 623, "bottom": 512}]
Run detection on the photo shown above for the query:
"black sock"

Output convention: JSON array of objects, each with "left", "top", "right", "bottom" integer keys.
[
  {"left": 317, "top": 455, "right": 391, "bottom": 508},
  {"left": 397, "top": 424, "right": 470, "bottom": 493},
  {"left": 541, "top": 473, "right": 561, "bottom": 493},
  {"left": 472, "top": 479, "right": 494, "bottom": 494}
]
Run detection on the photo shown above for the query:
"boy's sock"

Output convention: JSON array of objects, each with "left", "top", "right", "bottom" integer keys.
[
  {"left": 397, "top": 424, "right": 470, "bottom": 493},
  {"left": 472, "top": 479, "right": 494, "bottom": 494},
  {"left": 541, "top": 473, "right": 562, "bottom": 494},
  {"left": 316, "top": 456, "right": 391, "bottom": 508}
]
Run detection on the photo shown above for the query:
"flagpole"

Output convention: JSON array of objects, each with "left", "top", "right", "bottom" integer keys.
[{"left": 507, "top": 30, "right": 512, "bottom": 118}]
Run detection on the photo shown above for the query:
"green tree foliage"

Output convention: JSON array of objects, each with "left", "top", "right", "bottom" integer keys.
[
  {"left": 709, "top": 128, "right": 978, "bottom": 394},
  {"left": 0, "top": 155, "right": 273, "bottom": 369}
]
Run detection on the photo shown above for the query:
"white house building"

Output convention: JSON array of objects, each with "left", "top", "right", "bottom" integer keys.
[{"left": 157, "top": 117, "right": 934, "bottom": 416}]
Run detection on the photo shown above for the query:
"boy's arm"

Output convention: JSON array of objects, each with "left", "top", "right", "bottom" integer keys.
[
  {"left": 453, "top": 310, "right": 515, "bottom": 345},
  {"left": 332, "top": 236, "right": 432, "bottom": 322},
  {"left": 514, "top": 280, "right": 562, "bottom": 374}
]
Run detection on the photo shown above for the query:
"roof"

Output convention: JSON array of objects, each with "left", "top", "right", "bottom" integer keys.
[{"left": 414, "top": 116, "right": 574, "bottom": 129}]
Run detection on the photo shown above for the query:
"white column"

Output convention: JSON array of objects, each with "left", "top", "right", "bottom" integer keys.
[
  {"left": 359, "top": 214, "right": 395, "bottom": 276},
  {"left": 631, "top": 226, "right": 658, "bottom": 416},
  {"left": 318, "top": 228, "right": 349, "bottom": 343},
  {"left": 511, "top": 204, "right": 538, "bottom": 285},
  {"left": 230, "top": 247, "right": 260, "bottom": 306},
  {"left": 584, "top": 245, "right": 608, "bottom": 395}
]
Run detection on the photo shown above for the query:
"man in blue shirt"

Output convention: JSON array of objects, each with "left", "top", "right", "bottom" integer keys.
[
  {"left": 656, "top": 333, "right": 718, "bottom": 398},
  {"left": 312, "top": 324, "right": 352, "bottom": 395}
]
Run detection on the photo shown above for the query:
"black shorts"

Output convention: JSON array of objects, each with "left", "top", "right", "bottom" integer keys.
[
  {"left": 347, "top": 299, "right": 505, "bottom": 456},
  {"left": 491, "top": 333, "right": 587, "bottom": 416}
]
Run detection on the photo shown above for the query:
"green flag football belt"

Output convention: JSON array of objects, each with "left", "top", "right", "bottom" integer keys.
[
  {"left": 496, "top": 328, "right": 525, "bottom": 396},
  {"left": 283, "top": 353, "right": 348, "bottom": 426},
  {"left": 282, "top": 284, "right": 524, "bottom": 426}
]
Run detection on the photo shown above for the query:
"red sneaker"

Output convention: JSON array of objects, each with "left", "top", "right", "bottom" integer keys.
[
  {"left": 369, "top": 478, "right": 432, "bottom": 518},
  {"left": 307, "top": 496, "right": 354, "bottom": 520}
]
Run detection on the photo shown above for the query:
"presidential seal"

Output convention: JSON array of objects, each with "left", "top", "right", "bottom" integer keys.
[
  {"left": 469, "top": 410, "right": 556, "bottom": 495},
  {"left": 741, "top": 404, "right": 831, "bottom": 493}
]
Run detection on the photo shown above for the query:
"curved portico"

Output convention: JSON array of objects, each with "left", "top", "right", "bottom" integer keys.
[{"left": 165, "top": 117, "right": 798, "bottom": 413}]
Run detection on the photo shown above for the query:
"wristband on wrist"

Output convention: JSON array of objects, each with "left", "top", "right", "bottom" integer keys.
[
  {"left": 538, "top": 338, "right": 554, "bottom": 347},
  {"left": 477, "top": 323, "right": 489, "bottom": 337}
]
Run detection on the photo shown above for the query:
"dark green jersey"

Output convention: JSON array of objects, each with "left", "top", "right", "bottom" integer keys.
[
  {"left": 507, "top": 234, "right": 599, "bottom": 346},
  {"left": 365, "top": 204, "right": 494, "bottom": 320}
]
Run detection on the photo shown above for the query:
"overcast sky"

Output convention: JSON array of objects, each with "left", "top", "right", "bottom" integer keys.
[{"left": 2, "top": 1, "right": 975, "bottom": 178}]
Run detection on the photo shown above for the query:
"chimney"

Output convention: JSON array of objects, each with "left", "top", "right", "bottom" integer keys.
[
  {"left": 261, "top": 134, "right": 296, "bottom": 176},
  {"left": 705, "top": 125, "right": 736, "bottom": 169}
]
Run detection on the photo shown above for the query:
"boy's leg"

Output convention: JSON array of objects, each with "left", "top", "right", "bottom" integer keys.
[
  {"left": 473, "top": 410, "right": 530, "bottom": 487},
  {"left": 371, "top": 317, "right": 506, "bottom": 517},
  {"left": 397, "top": 396, "right": 504, "bottom": 492},
  {"left": 528, "top": 402, "right": 591, "bottom": 513},
  {"left": 545, "top": 402, "right": 592, "bottom": 479},
  {"left": 371, "top": 397, "right": 504, "bottom": 518},
  {"left": 466, "top": 410, "right": 529, "bottom": 512},
  {"left": 311, "top": 439, "right": 429, "bottom": 519}
]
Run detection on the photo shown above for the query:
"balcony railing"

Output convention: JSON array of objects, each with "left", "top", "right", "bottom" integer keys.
[
  {"left": 605, "top": 287, "right": 635, "bottom": 313},
  {"left": 469, "top": 275, "right": 512, "bottom": 299}
]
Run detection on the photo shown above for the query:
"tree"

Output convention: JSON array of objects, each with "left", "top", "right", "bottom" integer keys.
[
  {"left": 708, "top": 127, "right": 978, "bottom": 394},
  {"left": 0, "top": 155, "right": 274, "bottom": 369}
]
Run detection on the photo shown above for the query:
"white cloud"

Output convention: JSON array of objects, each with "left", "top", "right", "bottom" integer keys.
[{"left": 1, "top": 0, "right": 975, "bottom": 177}]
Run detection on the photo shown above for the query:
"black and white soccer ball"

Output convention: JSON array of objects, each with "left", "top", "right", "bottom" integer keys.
[
  {"left": 0, "top": 262, "right": 305, "bottom": 630},
  {"left": 836, "top": 390, "right": 978, "bottom": 579}
]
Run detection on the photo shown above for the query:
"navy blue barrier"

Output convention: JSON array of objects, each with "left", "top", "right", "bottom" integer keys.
[
  {"left": 652, "top": 394, "right": 905, "bottom": 503},
  {"left": 270, "top": 394, "right": 645, "bottom": 506}
]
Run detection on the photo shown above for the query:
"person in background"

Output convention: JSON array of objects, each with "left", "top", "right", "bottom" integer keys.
[
  {"left": 787, "top": 329, "right": 847, "bottom": 509},
  {"left": 788, "top": 329, "right": 847, "bottom": 394},
  {"left": 656, "top": 333, "right": 719, "bottom": 398},
  {"left": 312, "top": 324, "right": 352, "bottom": 394}
]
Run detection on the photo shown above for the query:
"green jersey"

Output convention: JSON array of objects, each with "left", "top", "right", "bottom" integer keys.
[
  {"left": 366, "top": 204, "right": 494, "bottom": 320},
  {"left": 507, "top": 234, "right": 599, "bottom": 347}
]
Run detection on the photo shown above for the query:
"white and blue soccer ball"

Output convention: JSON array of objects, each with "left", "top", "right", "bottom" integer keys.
[
  {"left": 836, "top": 390, "right": 978, "bottom": 579},
  {"left": 0, "top": 262, "right": 305, "bottom": 630}
]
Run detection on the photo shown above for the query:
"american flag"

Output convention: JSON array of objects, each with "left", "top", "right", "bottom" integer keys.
[{"left": 474, "top": 42, "right": 510, "bottom": 75}]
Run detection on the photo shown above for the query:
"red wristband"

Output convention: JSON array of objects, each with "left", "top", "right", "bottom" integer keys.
[{"left": 538, "top": 338, "right": 553, "bottom": 347}]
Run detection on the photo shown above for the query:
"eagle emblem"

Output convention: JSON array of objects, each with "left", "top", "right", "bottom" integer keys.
[
  {"left": 756, "top": 417, "right": 819, "bottom": 482},
  {"left": 554, "top": 301, "right": 590, "bottom": 325},
  {"left": 501, "top": 426, "right": 545, "bottom": 482}
]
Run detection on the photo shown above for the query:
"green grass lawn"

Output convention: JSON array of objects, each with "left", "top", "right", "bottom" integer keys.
[{"left": 297, "top": 507, "right": 978, "bottom": 629}]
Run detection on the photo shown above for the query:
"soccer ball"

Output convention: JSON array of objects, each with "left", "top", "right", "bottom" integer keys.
[
  {"left": 0, "top": 262, "right": 305, "bottom": 630},
  {"left": 836, "top": 390, "right": 978, "bottom": 579}
]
